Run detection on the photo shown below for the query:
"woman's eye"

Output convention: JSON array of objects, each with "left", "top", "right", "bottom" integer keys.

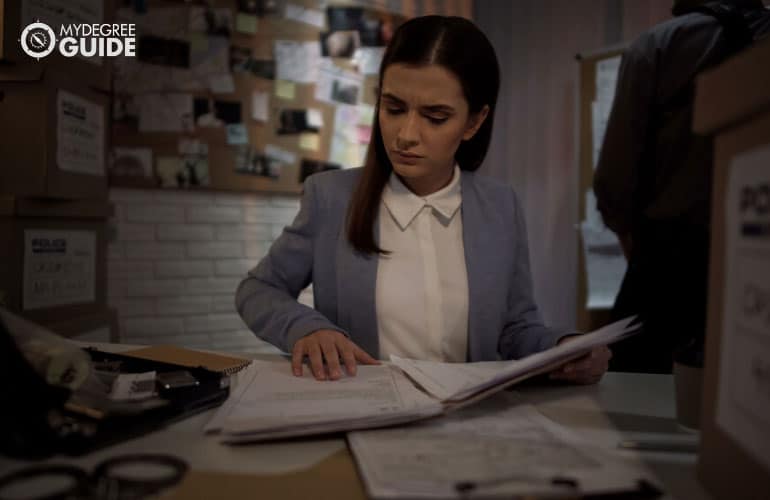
[
  {"left": 385, "top": 107, "right": 404, "bottom": 115},
  {"left": 426, "top": 116, "right": 448, "bottom": 125}
]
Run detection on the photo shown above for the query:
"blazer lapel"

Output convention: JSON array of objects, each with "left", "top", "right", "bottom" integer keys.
[
  {"left": 336, "top": 217, "right": 380, "bottom": 358},
  {"left": 461, "top": 172, "right": 496, "bottom": 361}
]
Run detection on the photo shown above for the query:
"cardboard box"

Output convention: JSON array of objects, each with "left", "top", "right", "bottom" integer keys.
[
  {"left": 0, "top": 66, "right": 108, "bottom": 199},
  {"left": 694, "top": 38, "right": 770, "bottom": 500},
  {"left": 1, "top": 0, "right": 113, "bottom": 90},
  {"left": 0, "top": 196, "right": 113, "bottom": 324}
]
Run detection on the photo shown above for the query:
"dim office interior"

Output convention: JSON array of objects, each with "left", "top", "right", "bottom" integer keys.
[{"left": 1, "top": 0, "right": 768, "bottom": 499}]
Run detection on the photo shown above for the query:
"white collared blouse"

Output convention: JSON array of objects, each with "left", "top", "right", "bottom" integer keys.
[{"left": 376, "top": 165, "right": 469, "bottom": 362}]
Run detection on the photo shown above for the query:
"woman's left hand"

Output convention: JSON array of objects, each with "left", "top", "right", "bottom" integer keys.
[{"left": 549, "top": 336, "right": 612, "bottom": 385}]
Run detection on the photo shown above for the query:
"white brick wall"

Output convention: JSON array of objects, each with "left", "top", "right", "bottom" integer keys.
[{"left": 108, "top": 188, "right": 302, "bottom": 354}]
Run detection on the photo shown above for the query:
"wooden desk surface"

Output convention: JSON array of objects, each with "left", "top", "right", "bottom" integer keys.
[{"left": 0, "top": 349, "right": 713, "bottom": 500}]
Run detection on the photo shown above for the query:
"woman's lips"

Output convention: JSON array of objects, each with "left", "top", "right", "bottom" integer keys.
[{"left": 393, "top": 150, "right": 423, "bottom": 164}]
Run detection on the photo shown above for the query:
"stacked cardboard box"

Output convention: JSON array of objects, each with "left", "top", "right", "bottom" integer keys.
[
  {"left": 0, "top": 2, "right": 116, "bottom": 338},
  {"left": 693, "top": 38, "right": 770, "bottom": 500},
  {"left": 0, "top": 197, "right": 113, "bottom": 331},
  {"left": 1, "top": 0, "right": 113, "bottom": 91},
  {"left": 0, "top": 66, "right": 109, "bottom": 199}
]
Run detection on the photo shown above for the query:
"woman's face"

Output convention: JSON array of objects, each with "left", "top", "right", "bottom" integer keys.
[{"left": 378, "top": 63, "right": 488, "bottom": 196}]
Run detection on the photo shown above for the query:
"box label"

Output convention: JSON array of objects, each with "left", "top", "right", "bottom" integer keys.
[
  {"left": 21, "top": 0, "right": 104, "bottom": 65},
  {"left": 23, "top": 229, "right": 96, "bottom": 310},
  {"left": 57, "top": 90, "right": 105, "bottom": 176},
  {"left": 717, "top": 145, "right": 770, "bottom": 471}
]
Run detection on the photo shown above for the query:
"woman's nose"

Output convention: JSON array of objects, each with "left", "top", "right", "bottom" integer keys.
[{"left": 396, "top": 111, "right": 419, "bottom": 149}]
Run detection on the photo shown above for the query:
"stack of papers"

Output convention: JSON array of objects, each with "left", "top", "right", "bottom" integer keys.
[
  {"left": 206, "top": 317, "right": 640, "bottom": 443},
  {"left": 393, "top": 315, "right": 639, "bottom": 407},
  {"left": 349, "top": 393, "right": 659, "bottom": 499},
  {"left": 206, "top": 361, "right": 444, "bottom": 442}
]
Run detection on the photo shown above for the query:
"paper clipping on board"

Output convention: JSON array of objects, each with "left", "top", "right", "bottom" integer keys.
[
  {"left": 23, "top": 230, "right": 97, "bottom": 310},
  {"left": 57, "top": 91, "right": 105, "bottom": 176}
]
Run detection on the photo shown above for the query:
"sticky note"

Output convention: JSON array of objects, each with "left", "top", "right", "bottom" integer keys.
[
  {"left": 275, "top": 80, "right": 296, "bottom": 100},
  {"left": 236, "top": 13, "right": 258, "bottom": 34},
  {"left": 299, "top": 133, "right": 320, "bottom": 152}
]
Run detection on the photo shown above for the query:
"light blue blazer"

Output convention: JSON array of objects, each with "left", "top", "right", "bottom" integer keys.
[{"left": 235, "top": 168, "right": 568, "bottom": 361}]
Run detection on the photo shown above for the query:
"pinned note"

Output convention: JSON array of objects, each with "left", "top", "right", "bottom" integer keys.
[
  {"left": 299, "top": 133, "right": 320, "bottom": 152},
  {"left": 235, "top": 13, "right": 258, "bottom": 34},
  {"left": 275, "top": 80, "right": 296, "bottom": 100},
  {"left": 251, "top": 90, "right": 269, "bottom": 122}
]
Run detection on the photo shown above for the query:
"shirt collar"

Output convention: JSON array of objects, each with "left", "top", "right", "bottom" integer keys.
[{"left": 382, "top": 165, "right": 462, "bottom": 230}]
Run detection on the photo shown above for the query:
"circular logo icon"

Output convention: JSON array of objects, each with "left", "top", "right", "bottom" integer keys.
[{"left": 20, "top": 22, "right": 57, "bottom": 59}]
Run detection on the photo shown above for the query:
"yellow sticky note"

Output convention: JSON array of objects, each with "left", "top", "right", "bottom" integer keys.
[
  {"left": 299, "top": 133, "right": 320, "bottom": 152},
  {"left": 275, "top": 80, "right": 296, "bottom": 100},
  {"left": 235, "top": 13, "right": 258, "bottom": 34}
]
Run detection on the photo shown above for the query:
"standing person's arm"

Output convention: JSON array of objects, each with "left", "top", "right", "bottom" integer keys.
[{"left": 593, "top": 36, "right": 658, "bottom": 240}]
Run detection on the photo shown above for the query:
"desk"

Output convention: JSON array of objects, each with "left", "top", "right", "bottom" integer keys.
[{"left": 0, "top": 349, "right": 713, "bottom": 500}]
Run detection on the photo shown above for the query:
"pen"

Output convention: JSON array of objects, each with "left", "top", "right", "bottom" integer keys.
[{"left": 617, "top": 436, "right": 699, "bottom": 453}]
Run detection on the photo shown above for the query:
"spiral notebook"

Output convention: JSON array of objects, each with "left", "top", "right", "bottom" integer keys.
[{"left": 122, "top": 345, "right": 252, "bottom": 375}]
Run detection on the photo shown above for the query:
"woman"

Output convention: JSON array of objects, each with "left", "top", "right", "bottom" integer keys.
[{"left": 236, "top": 16, "right": 611, "bottom": 384}]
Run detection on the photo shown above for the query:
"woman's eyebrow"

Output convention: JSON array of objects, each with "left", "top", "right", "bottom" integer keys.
[
  {"left": 421, "top": 104, "right": 455, "bottom": 113},
  {"left": 381, "top": 92, "right": 405, "bottom": 104},
  {"left": 381, "top": 93, "right": 455, "bottom": 113}
]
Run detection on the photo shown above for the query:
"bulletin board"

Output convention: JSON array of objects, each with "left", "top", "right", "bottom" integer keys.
[
  {"left": 110, "top": 0, "right": 471, "bottom": 195},
  {"left": 575, "top": 45, "right": 625, "bottom": 332}
]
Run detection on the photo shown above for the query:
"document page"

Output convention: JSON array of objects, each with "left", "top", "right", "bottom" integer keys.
[
  {"left": 211, "top": 361, "right": 442, "bottom": 439},
  {"left": 349, "top": 393, "right": 655, "bottom": 499},
  {"left": 392, "top": 316, "right": 639, "bottom": 403}
]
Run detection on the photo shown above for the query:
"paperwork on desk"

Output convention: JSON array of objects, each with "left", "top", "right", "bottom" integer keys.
[
  {"left": 349, "top": 393, "right": 658, "bottom": 499},
  {"left": 207, "top": 316, "right": 640, "bottom": 442}
]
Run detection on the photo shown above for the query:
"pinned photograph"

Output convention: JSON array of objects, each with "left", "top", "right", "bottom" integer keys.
[
  {"left": 156, "top": 155, "right": 210, "bottom": 188},
  {"left": 110, "top": 148, "right": 153, "bottom": 179},
  {"left": 320, "top": 30, "right": 360, "bottom": 58},
  {"left": 194, "top": 98, "right": 242, "bottom": 127},
  {"left": 325, "top": 6, "right": 404, "bottom": 47},
  {"left": 189, "top": 7, "right": 234, "bottom": 36},
  {"left": 230, "top": 45, "right": 253, "bottom": 72},
  {"left": 277, "top": 109, "right": 320, "bottom": 135},
  {"left": 234, "top": 147, "right": 282, "bottom": 179},
  {"left": 247, "top": 59, "right": 276, "bottom": 79},
  {"left": 230, "top": 46, "right": 276, "bottom": 79},
  {"left": 112, "top": 93, "right": 139, "bottom": 131},
  {"left": 316, "top": 60, "right": 362, "bottom": 106},
  {"left": 137, "top": 35, "right": 190, "bottom": 68},
  {"left": 332, "top": 80, "right": 359, "bottom": 105}
]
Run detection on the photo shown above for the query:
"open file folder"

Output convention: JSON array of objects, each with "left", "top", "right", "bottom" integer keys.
[{"left": 206, "top": 316, "right": 640, "bottom": 443}]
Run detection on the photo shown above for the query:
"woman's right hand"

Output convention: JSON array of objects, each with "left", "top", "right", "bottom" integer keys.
[{"left": 291, "top": 329, "right": 380, "bottom": 380}]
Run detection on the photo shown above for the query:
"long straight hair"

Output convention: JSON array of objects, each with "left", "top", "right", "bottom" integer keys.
[{"left": 346, "top": 15, "right": 501, "bottom": 255}]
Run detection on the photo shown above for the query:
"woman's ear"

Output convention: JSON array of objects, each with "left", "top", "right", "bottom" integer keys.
[{"left": 462, "top": 105, "right": 490, "bottom": 141}]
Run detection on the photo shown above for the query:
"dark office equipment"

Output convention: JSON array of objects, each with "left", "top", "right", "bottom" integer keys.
[{"left": 0, "top": 312, "right": 229, "bottom": 459}]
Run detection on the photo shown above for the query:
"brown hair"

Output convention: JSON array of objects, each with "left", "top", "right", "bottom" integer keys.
[{"left": 346, "top": 15, "right": 500, "bottom": 255}]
